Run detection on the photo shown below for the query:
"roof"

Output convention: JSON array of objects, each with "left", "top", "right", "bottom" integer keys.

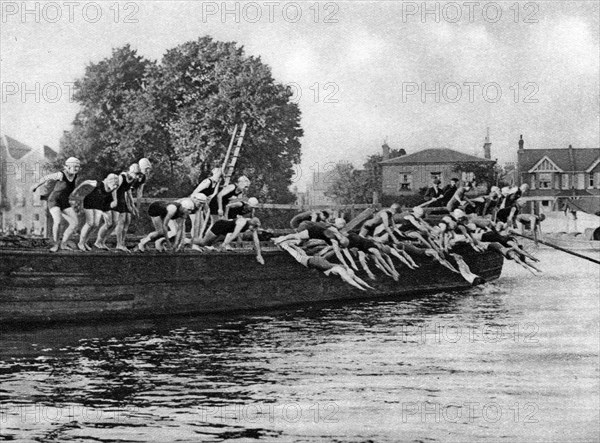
[
  {"left": 44, "top": 145, "right": 58, "bottom": 161},
  {"left": 0, "top": 135, "right": 32, "bottom": 160},
  {"left": 518, "top": 147, "right": 599, "bottom": 173},
  {"left": 380, "top": 148, "right": 494, "bottom": 165}
]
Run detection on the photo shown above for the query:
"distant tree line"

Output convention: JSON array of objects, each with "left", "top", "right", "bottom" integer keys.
[{"left": 324, "top": 148, "right": 405, "bottom": 204}]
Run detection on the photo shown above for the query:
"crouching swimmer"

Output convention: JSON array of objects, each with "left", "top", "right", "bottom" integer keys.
[
  {"left": 137, "top": 198, "right": 197, "bottom": 252},
  {"left": 192, "top": 217, "right": 265, "bottom": 265},
  {"left": 71, "top": 173, "right": 120, "bottom": 251},
  {"left": 278, "top": 241, "right": 373, "bottom": 291}
]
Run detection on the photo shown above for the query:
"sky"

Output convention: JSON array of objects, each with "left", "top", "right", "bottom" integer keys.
[{"left": 1, "top": 1, "right": 599, "bottom": 190}]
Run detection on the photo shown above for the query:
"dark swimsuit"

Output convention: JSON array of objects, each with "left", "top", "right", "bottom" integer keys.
[
  {"left": 210, "top": 219, "right": 249, "bottom": 237},
  {"left": 47, "top": 172, "right": 77, "bottom": 210},
  {"left": 347, "top": 232, "right": 377, "bottom": 253},
  {"left": 131, "top": 173, "right": 146, "bottom": 192},
  {"left": 198, "top": 178, "right": 218, "bottom": 197},
  {"left": 302, "top": 221, "right": 338, "bottom": 244},
  {"left": 83, "top": 182, "right": 112, "bottom": 211},
  {"left": 209, "top": 185, "right": 242, "bottom": 215},
  {"left": 228, "top": 202, "right": 252, "bottom": 219},
  {"left": 148, "top": 202, "right": 184, "bottom": 219},
  {"left": 114, "top": 173, "right": 135, "bottom": 213}
]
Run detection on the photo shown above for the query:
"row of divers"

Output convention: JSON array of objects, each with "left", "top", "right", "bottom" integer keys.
[{"left": 31, "top": 157, "right": 541, "bottom": 290}]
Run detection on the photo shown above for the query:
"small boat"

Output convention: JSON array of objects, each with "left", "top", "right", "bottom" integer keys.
[
  {"left": 541, "top": 232, "right": 600, "bottom": 251},
  {"left": 0, "top": 245, "right": 503, "bottom": 326}
]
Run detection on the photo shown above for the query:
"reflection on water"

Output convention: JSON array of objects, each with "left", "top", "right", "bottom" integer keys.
[{"left": 1, "top": 250, "right": 598, "bottom": 442}]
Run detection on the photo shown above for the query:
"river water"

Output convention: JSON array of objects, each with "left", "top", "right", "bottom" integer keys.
[{"left": 0, "top": 249, "right": 598, "bottom": 442}]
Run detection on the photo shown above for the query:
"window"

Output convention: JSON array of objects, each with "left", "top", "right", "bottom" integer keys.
[
  {"left": 461, "top": 172, "right": 475, "bottom": 183},
  {"left": 588, "top": 174, "right": 594, "bottom": 188},
  {"left": 399, "top": 173, "right": 412, "bottom": 191},
  {"left": 561, "top": 174, "right": 569, "bottom": 190},
  {"left": 538, "top": 172, "right": 552, "bottom": 189},
  {"left": 577, "top": 173, "right": 585, "bottom": 190},
  {"left": 34, "top": 214, "right": 40, "bottom": 221},
  {"left": 16, "top": 214, "right": 22, "bottom": 221}
]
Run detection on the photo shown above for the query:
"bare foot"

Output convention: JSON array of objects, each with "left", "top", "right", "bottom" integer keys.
[
  {"left": 60, "top": 244, "right": 75, "bottom": 251},
  {"left": 94, "top": 242, "right": 109, "bottom": 250},
  {"left": 85, "top": 244, "right": 92, "bottom": 251},
  {"left": 77, "top": 243, "right": 87, "bottom": 252},
  {"left": 50, "top": 244, "right": 59, "bottom": 252},
  {"left": 191, "top": 245, "right": 203, "bottom": 252},
  {"left": 137, "top": 243, "right": 146, "bottom": 252},
  {"left": 115, "top": 245, "right": 130, "bottom": 253}
]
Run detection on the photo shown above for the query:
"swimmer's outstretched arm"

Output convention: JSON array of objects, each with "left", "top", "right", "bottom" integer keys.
[
  {"left": 30, "top": 171, "right": 63, "bottom": 192},
  {"left": 252, "top": 229, "right": 265, "bottom": 265},
  {"left": 342, "top": 248, "right": 359, "bottom": 271},
  {"left": 357, "top": 251, "right": 376, "bottom": 280}
]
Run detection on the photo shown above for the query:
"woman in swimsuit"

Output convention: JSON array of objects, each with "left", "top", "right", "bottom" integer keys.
[
  {"left": 137, "top": 198, "right": 197, "bottom": 252},
  {"left": 96, "top": 164, "right": 140, "bottom": 251},
  {"left": 71, "top": 173, "right": 119, "bottom": 251},
  {"left": 31, "top": 157, "right": 81, "bottom": 252},
  {"left": 210, "top": 176, "right": 251, "bottom": 222},
  {"left": 192, "top": 216, "right": 264, "bottom": 264},
  {"left": 190, "top": 167, "right": 222, "bottom": 238}
]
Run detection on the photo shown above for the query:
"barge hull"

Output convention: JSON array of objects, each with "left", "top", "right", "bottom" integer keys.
[{"left": 0, "top": 247, "right": 503, "bottom": 325}]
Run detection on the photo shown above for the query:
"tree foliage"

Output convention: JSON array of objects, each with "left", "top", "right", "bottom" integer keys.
[
  {"left": 59, "top": 38, "right": 303, "bottom": 201},
  {"left": 324, "top": 146, "right": 407, "bottom": 205},
  {"left": 324, "top": 163, "right": 366, "bottom": 205}
]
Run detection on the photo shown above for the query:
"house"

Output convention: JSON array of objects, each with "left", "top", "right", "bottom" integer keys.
[
  {"left": 516, "top": 136, "right": 600, "bottom": 214},
  {"left": 0, "top": 134, "right": 57, "bottom": 235},
  {"left": 380, "top": 147, "right": 495, "bottom": 197}
]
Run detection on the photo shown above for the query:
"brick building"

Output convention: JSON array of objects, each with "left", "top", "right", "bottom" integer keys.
[
  {"left": 380, "top": 148, "right": 495, "bottom": 197},
  {"left": 0, "top": 135, "right": 57, "bottom": 234},
  {"left": 516, "top": 136, "right": 600, "bottom": 214}
]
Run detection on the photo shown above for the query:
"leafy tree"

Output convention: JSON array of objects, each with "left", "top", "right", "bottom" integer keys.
[
  {"left": 59, "top": 45, "right": 154, "bottom": 178},
  {"left": 325, "top": 163, "right": 368, "bottom": 205},
  {"left": 60, "top": 38, "right": 303, "bottom": 201}
]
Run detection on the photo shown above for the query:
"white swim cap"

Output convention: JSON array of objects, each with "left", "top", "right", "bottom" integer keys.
[
  {"left": 138, "top": 158, "right": 151, "bottom": 171},
  {"left": 104, "top": 173, "right": 119, "bottom": 185},
  {"left": 190, "top": 193, "right": 207, "bottom": 203},
  {"left": 501, "top": 187, "right": 510, "bottom": 196},
  {"left": 452, "top": 209, "right": 466, "bottom": 219},
  {"left": 238, "top": 176, "right": 250, "bottom": 186},
  {"left": 247, "top": 197, "right": 259, "bottom": 208},
  {"left": 65, "top": 157, "right": 80, "bottom": 166},
  {"left": 180, "top": 198, "right": 195, "bottom": 211},
  {"left": 491, "top": 186, "right": 500, "bottom": 193},
  {"left": 334, "top": 218, "right": 346, "bottom": 229},
  {"left": 412, "top": 206, "right": 424, "bottom": 218},
  {"left": 129, "top": 163, "right": 141, "bottom": 174}
]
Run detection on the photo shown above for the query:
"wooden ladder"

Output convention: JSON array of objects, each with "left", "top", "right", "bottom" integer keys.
[{"left": 222, "top": 122, "right": 247, "bottom": 186}]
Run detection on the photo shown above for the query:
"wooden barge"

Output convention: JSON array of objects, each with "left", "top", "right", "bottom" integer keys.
[{"left": 0, "top": 245, "right": 503, "bottom": 326}]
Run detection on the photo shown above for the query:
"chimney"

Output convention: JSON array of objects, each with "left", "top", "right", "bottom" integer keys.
[
  {"left": 518, "top": 134, "right": 524, "bottom": 150},
  {"left": 483, "top": 127, "right": 492, "bottom": 159},
  {"left": 382, "top": 141, "right": 390, "bottom": 161}
]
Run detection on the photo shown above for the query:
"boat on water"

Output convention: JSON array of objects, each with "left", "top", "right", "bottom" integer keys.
[
  {"left": 541, "top": 232, "right": 600, "bottom": 251},
  {"left": 0, "top": 244, "right": 503, "bottom": 326}
]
